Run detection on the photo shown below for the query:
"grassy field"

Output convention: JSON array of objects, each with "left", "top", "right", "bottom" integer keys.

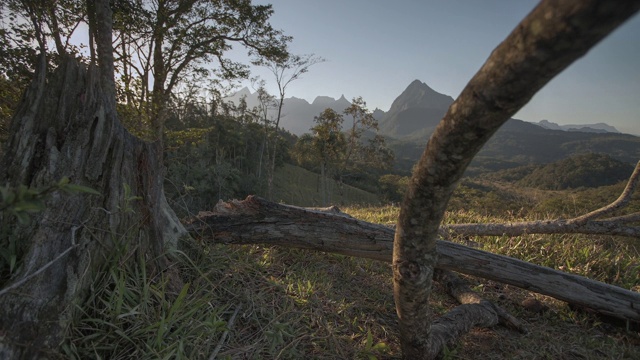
[
  {"left": 268, "top": 163, "right": 380, "bottom": 207},
  {"left": 63, "top": 179, "right": 640, "bottom": 359}
]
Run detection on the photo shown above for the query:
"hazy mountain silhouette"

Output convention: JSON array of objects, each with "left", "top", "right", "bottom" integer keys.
[
  {"left": 370, "top": 80, "right": 638, "bottom": 174},
  {"left": 378, "top": 80, "right": 454, "bottom": 137},
  {"left": 537, "top": 120, "right": 620, "bottom": 133},
  {"left": 224, "top": 82, "right": 638, "bottom": 175},
  {"left": 224, "top": 88, "right": 353, "bottom": 135}
]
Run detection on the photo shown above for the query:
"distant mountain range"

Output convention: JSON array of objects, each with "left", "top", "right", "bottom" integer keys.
[
  {"left": 225, "top": 81, "right": 622, "bottom": 137},
  {"left": 225, "top": 80, "right": 639, "bottom": 174},
  {"left": 224, "top": 87, "right": 352, "bottom": 135},
  {"left": 535, "top": 120, "right": 619, "bottom": 133}
]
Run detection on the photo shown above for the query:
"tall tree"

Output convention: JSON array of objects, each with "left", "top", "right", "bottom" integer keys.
[
  {"left": 309, "top": 108, "right": 346, "bottom": 205},
  {"left": 257, "top": 53, "right": 324, "bottom": 199},
  {"left": 0, "top": 0, "right": 241, "bottom": 356},
  {"left": 338, "top": 96, "right": 393, "bottom": 190}
]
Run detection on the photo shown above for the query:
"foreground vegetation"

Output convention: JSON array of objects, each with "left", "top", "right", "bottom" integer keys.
[{"left": 59, "top": 180, "right": 639, "bottom": 359}]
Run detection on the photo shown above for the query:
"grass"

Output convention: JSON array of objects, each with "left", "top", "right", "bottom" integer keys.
[
  {"left": 268, "top": 163, "right": 380, "bottom": 206},
  {"left": 62, "top": 178, "right": 640, "bottom": 359}
]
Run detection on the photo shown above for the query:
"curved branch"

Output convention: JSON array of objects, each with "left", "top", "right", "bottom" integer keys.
[
  {"left": 392, "top": 1, "right": 640, "bottom": 356},
  {"left": 574, "top": 160, "right": 640, "bottom": 223}
]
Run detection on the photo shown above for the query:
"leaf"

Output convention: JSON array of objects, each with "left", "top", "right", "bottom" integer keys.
[
  {"left": 57, "top": 176, "right": 70, "bottom": 186},
  {"left": 62, "top": 184, "right": 101, "bottom": 195},
  {"left": 372, "top": 342, "right": 388, "bottom": 351},
  {"left": 12, "top": 201, "right": 45, "bottom": 212}
]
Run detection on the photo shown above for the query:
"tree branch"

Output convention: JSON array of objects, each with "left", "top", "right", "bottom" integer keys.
[{"left": 574, "top": 160, "right": 640, "bottom": 223}]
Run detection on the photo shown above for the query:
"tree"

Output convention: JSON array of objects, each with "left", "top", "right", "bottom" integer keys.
[
  {"left": 306, "top": 108, "right": 346, "bottom": 205},
  {"left": 249, "top": 79, "right": 277, "bottom": 182},
  {"left": 339, "top": 96, "right": 394, "bottom": 191},
  {"left": 110, "top": 0, "right": 290, "bottom": 143},
  {"left": 257, "top": 53, "right": 325, "bottom": 199},
  {"left": 0, "top": 0, "right": 283, "bottom": 356},
  {"left": 291, "top": 98, "right": 393, "bottom": 203}
]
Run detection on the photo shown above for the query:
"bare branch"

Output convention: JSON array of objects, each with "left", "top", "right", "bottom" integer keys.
[
  {"left": 574, "top": 160, "right": 640, "bottom": 223},
  {"left": 392, "top": 2, "right": 640, "bottom": 356}
]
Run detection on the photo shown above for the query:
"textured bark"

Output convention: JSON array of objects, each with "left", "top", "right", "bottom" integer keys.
[
  {"left": 391, "top": 1, "right": 640, "bottom": 357},
  {"left": 187, "top": 196, "right": 640, "bottom": 322},
  {"left": 0, "top": 52, "right": 185, "bottom": 360}
]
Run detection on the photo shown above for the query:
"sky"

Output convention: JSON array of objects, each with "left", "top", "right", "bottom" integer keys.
[{"left": 232, "top": 0, "right": 640, "bottom": 135}]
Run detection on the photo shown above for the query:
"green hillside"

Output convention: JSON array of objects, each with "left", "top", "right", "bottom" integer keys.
[
  {"left": 268, "top": 163, "right": 380, "bottom": 206},
  {"left": 481, "top": 153, "right": 635, "bottom": 190}
]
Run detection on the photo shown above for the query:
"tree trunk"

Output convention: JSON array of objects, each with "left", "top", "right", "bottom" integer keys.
[
  {"left": 0, "top": 55, "right": 186, "bottom": 358},
  {"left": 187, "top": 196, "right": 640, "bottom": 322}
]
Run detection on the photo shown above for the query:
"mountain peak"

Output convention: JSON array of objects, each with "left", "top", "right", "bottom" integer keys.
[
  {"left": 235, "top": 87, "right": 252, "bottom": 96},
  {"left": 312, "top": 95, "right": 336, "bottom": 106},
  {"left": 386, "top": 79, "right": 454, "bottom": 115}
]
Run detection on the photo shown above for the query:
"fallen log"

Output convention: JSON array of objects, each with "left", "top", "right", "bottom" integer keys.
[{"left": 186, "top": 195, "right": 640, "bottom": 322}]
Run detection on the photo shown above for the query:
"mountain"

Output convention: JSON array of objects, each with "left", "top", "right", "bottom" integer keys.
[
  {"left": 378, "top": 80, "right": 454, "bottom": 137},
  {"left": 372, "top": 80, "right": 639, "bottom": 175},
  {"left": 224, "top": 88, "right": 353, "bottom": 135},
  {"left": 389, "top": 116, "right": 640, "bottom": 175},
  {"left": 536, "top": 120, "right": 620, "bottom": 133},
  {"left": 224, "top": 82, "right": 639, "bottom": 176}
]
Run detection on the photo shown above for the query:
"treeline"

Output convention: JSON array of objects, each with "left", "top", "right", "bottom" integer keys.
[
  {"left": 161, "top": 94, "right": 399, "bottom": 215},
  {"left": 161, "top": 98, "right": 295, "bottom": 217}
]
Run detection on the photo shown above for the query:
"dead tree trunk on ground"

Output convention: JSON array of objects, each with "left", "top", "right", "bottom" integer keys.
[{"left": 187, "top": 195, "right": 640, "bottom": 322}]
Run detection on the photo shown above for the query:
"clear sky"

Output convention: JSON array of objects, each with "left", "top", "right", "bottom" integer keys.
[{"left": 235, "top": 0, "right": 640, "bottom": 135}]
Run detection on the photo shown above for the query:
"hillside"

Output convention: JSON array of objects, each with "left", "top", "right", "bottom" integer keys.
[
  {"left": 268, "top": 163, "right": 380, "bottom": 206},
  {"left": 480, "top": 153, "right": 636, "bottom": 190},
  {"left": 389, "top": 119, "right": 640, "bottom": 175}
]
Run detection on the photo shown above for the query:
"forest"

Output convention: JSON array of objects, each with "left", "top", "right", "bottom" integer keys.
[{"left": 1, "top": 1, "right": 639, "bottom": 359}]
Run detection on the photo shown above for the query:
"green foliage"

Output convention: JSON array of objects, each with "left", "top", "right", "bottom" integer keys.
[
  {"left": 378, "top": 174, "right": 410, "bottom": 202},
  {"left": 165, "top": 111, "right": 292, "bottom": 216},
  {"left": 64, "top": 241, "right": 228, "bottom": 359},
  {"left": 0, "top": 75, "right": 23, "bottom": 148},
  {"left": 291, "top": 99, "right": 394, "bottom": 204}
]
